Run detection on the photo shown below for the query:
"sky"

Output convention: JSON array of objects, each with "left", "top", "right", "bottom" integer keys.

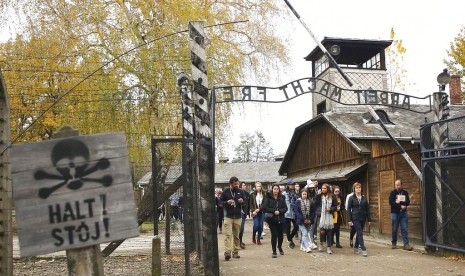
[
  {"left": 224, "top": 0, "right": 465, "bottom": 159},
  {"left": 1, "top": 1, "right": 464, "bottom": 159}
]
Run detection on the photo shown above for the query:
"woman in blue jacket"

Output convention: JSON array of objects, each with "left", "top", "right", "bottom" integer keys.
[{"left": 294, "top": 189, "right": 316, "bottom": 253}]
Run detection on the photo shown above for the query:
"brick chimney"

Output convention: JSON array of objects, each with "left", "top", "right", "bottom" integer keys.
[{"left": 449, "top": 74, "right": 463, "bottom": 105}]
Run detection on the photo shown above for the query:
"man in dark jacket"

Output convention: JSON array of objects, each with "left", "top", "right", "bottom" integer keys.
[
  {"left": 220, "top": 176, "right": 246, "bottom": 260},
  {"left": 389, "top": 179, "right": 413, "bottom": 251}
]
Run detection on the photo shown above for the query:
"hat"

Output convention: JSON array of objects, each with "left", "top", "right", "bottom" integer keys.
[
  {"left": 287, "top": 179, "right": 295, "bottom": 185},
  {"left": 306, "top": 179, "right": 317, "bottom": 188}
]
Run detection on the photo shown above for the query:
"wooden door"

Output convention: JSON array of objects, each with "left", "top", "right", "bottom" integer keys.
[{"left": 379, "top": 170, "right": 394, "bottom": 234}]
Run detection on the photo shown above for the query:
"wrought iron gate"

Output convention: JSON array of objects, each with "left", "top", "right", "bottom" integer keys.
[
  {"left": 152, "top": 137, "right": 217, "bottom": 275},
  {"left": 420, "top": 114, "right": 465, "bottom": 253}
]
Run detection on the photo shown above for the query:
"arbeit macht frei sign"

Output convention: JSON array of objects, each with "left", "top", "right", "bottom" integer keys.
[{"left": 214, "top": 77, "right": 431, "bottom": 113}]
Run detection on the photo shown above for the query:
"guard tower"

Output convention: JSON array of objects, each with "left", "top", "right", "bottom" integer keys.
[{"left": 305, "top": 37, "right": 392, "bottom": 117}]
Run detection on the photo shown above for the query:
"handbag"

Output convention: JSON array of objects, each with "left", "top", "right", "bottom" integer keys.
[
  {"left": 265, "top": 200, "right": 279, "bottom": 223},
  {"left": 264, "top": 212, "right": 273, "bottom": 223}
]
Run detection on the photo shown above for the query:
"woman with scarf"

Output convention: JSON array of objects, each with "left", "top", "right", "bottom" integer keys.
[
  {"left": 294, "top": 189, "right": 316, "bottom": 253},
  {"left": 250, "top": 181, "right": 266, "bottom": 245},
  {"left": 314, "top": 183, "right": 337, "bottom": 254},
  {"left": 263, "top": 183, "right": 288, "bottom": 258}
]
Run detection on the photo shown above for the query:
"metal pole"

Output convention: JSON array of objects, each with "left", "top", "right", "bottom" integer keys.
[
  {"left": 0, "top": 68, "right": 13, "bottom": 276},
  {"left": 432, "top": 92, "right": 449, "bottom": 244},
  {"left": 283, "top": 0, "right": 422, "bottom": 180}
]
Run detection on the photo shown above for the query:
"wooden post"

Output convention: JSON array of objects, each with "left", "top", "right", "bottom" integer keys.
[
  {"left": 0, "top": 68, "right": 13, "bottom": 275},
  {"left": 53, "top": 126, "right": 104, "bottom": 276},
  {"left": 151, "top": 237, "right": 161, "bottom": 276},
  {"left": 189, "top": 21, "right": 219, "bottom": 276}
]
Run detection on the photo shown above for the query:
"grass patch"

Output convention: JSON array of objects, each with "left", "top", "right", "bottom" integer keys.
[{"left": 139, "top": 222, "right": 154, "bottom": 233}]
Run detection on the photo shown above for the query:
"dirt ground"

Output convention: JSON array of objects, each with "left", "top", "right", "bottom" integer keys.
[{"left": 13, "top": 220, "right": 465, "bottom": 275}]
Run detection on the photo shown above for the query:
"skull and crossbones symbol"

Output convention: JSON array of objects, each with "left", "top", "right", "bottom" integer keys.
[{"left": 35, "top": 138, "right": 113, "bottom": 199}]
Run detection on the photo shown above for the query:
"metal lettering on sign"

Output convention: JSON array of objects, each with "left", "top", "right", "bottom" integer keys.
[
  {"left": 214, "top": 77, "right": 432, "bottom": 114},
  {"left": 11, "top": 132, "right": 139, "bottom": 257}
]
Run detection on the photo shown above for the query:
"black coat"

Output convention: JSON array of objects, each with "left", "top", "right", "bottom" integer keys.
[
  {"left": 347, "top": 194, "right": 371, "bottom": 223},
  {"left": 220, "top": 187, "right": 246, "bottom": 219},
  {"left": 262, "top": 193, "right": 287, "bottom": 224}
]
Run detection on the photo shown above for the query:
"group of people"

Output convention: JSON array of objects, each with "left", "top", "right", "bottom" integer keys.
[
  {"left": 157, "top": 193, "right": 184, "bottom": 222},
  {"left": 218, "top": 176, "right": 414, "bottom": 260}
]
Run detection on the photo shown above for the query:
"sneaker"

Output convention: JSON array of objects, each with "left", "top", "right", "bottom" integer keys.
[
  {"left": 288, "top": 241, "right": 295, "bottom": 249},
  {"left": 362, "top": 250, "right": 368, "bottom": 257},
  {"left": 240, "top": 242, "right": 245, "bottom": 249},
  {"left": 278, "top": 248, "right": 285, "bottom": 255},
  {"left": 327, "top": 247, "right": 333, "bottom": 254},
  {"left": 318, "top": 244, "right": 323, "bottom": 251},
  {"left": 232, "top": 252, "right": 240, "bottom": 259},
  {"left": 403, "top": 244, "right": 413, "bottom": 251},
  {"left": 349, "top": 239, "right": 353, "bottom": 247},
  {"left": 336, "top": 243, "right": 342, "bottom": 248},
  {"left": 354, "top": 248, "right": 359, "bottom": 254},
  {"left": 391, "top": 244, "right": 397, "bottom": 249},
  {"left": 305, "top": 247, "right": 312, "bottom": 253},
  {"left": 310, "top": 243, "right": 318, "bottom": 250},
  {"left": 272, "top": 252, "right": 277, "bottom": 258},
  {"left": 224, "top": 252, "right": 231, "bottom": 261},
  {"left": 300, "top": 244, "right": 305, "bottom": 251},
  {"left": 262, "top": 232, "right": 266, "bottom": 236}
]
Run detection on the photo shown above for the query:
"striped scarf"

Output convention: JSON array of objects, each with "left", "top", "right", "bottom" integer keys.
[
  {"left": 319, "top": 195, "right": 334, "bottom": 229},
  {"left": 300, "top": 198, "right": 311, "bottom": 219}
]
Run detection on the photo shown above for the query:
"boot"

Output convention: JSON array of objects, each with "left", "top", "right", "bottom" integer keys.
[
  {"left": 257, "top": 239, "right": 262, "bottom": 245},
  {"left": 252, "top": 236, "right": 256, "bottom": 244}
]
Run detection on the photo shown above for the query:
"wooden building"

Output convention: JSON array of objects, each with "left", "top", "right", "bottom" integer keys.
[
  {"left": 279, "top": 106, "right": 465, "bottom": 238},
  {"left": 278, "top": 37, "right": 465, "bottom": 239}
]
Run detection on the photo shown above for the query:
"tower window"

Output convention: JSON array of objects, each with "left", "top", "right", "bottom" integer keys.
[{"left": 317, "top": 100, "right": 327, "bottom": 115}]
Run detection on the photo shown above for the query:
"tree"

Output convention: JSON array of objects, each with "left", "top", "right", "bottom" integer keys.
[
  {"left": 0, "top": 0, "right": 290, "bottom": 180},
  {"left": 385, "top": 28, "right": 408, "bottom": 92},
  {"left": 233, "top": 131, "right": 273, "bottom": 162},
  {"left": 445, "top": 26, "right": 465, "bottom": 96}
]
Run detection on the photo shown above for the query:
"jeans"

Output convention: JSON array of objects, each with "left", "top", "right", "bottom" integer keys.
[
  {"left": 252, "top": 212, "right": 264, "bottom": 238},
  {"left": 298, "top": 224, "right": 312, "bottom": 249},
  {"left": 353, "top": 220, "right": 366, "bottom": 251},
  {"left": 239, "top": 213, "right": 246, "bottom": 242},
  {"left": 391, "top": 212, "right": 409, "bottom": 245}
]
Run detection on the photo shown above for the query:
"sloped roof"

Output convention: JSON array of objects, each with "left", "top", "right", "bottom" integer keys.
[
  {"left": 138, "top": 161, "right": 284, "bottom": 186},
  {"left": 278, "top": 163, "right": 368, "bottom": 183},
  {"left": 215, "top": 161, "right": 284, "bottom": 184},
  {"left": 279, "top": 105, "right": 465, "bottom": 174}
]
